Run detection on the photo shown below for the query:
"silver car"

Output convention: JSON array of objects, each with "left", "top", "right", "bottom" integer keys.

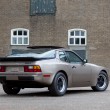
[{"left": 0, "top": 46, "right": 109, "bottom": 96}]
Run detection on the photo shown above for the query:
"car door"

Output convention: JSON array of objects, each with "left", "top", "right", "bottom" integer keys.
[{"left": 65, "top": 51, "right": 92, "bottom": 86}]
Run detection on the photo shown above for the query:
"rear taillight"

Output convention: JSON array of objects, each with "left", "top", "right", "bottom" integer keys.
[
  {"left": 24, "top": 65, "right": 41, "bottom": 72},
  {"left": 0, "top": 66, "right": 5, "bottom": 72}
]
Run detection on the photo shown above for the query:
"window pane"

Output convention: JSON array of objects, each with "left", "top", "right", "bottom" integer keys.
[
  {"left": 71, "top": 31, "right": 74, "bottom": 36},
  {"left": 24, "top": 38, "right": 28, "bottom": 44},
  {"left": 70, "top": 38, "right": 74, "bottom": 44},
  {"left": 74, "top": 50, "right": 86, "bottom": 59},
  {"left": 24, "top": 31, "right": 27, "bottom": 36},
  {"left": 81, "top": 31, "right": 84, "bottom": 36},
  {"left": 75, "top": 38, "right": 79, "bottom": 44},
  {"left": 81, "top": 38, "right": 85, "bottom": 44},
  {"left": 30, "top": 0, "right": 56, "bottom": 15},
  {"left": 59, "top": 51, "right": 68, "bottom": 62},
  {"left": 18, "top": 31, "right": 22, "bottom": 35},
  {"left": 11, "top": 29, "right": 29, "bottom": 45},
  {"left": 40, "top": 50, "right": 55, "bottom": 58},
  {"left": 18, "top": 37, "right": 22, "bottom": 44},
  {"left": 30, "top": 0, "right": 36, "bottom": 15},
  {"left": 12, "top": 37, "right": 17, "bottom": 44},
  {"left": 65, "top": 51, "right": 82, "bottom": 63},
  {"left": 13, "top": 31, "right": 17, "bottom": 35},
  {"left": 75, "top": 31, "right": 80, "bottom": 36}
]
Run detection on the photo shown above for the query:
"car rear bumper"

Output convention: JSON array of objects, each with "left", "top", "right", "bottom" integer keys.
[
  {"left": 0, "top": 73, "right": 54, "bottom": 87},
  {"left": 0, "top": 75, "right": 50, "bottom": 88},
  {"left": 0, "top": 76, "right": 35, "bottom": 81}
]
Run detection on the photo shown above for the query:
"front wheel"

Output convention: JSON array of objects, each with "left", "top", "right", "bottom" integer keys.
[
  {"left": 91, "top": 71, "right": 109, "bottom": 91},
  {"left": 48, "top": 72, "right": 68, "bottom": 96},
  {"left": 2, "top": 84, "right": 21, "bottom": 95}
]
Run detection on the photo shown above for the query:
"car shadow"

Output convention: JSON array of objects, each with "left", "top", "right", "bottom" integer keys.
[
  {"left": 67, "top": 89, "right": 93, "bottom": 95},
  {"left": 0, "top": 89, "right": 97, "bottom": 97}
]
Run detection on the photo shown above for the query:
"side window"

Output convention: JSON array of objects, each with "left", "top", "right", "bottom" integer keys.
[
  {"left": 65, "top": 51, "right": 82, "bottom": 63},
  {"left": 59, "top": 51, "right": 68, "bottom": 62}
]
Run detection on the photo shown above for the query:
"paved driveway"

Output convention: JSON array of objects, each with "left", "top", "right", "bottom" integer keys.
[{"left": 0, "top": 84, "right": 110, "bottom": 110}]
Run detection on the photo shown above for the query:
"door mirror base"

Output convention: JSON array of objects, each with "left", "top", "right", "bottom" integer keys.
[{"left": 83, "top": 59, "right": 88, "bottom": 63}]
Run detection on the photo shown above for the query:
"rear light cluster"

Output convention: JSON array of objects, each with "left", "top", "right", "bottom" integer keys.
[
  {"left": 0, "top": 66, "right": 5, "bottom": 72},
  {"left": 24, "top": 65, "right": 42, "bottom": 72}
]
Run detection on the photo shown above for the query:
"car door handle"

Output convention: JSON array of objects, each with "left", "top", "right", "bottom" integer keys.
[{"left": 72, "top": 66, "right": 76, "bottom": 68}]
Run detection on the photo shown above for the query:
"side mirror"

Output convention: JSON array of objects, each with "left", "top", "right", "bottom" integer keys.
[{"left": 83, "top": 59, "right": 88, "bottom": 63}]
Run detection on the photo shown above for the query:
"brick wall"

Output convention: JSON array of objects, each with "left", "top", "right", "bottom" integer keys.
[{"left": 0, "top": 0, "right": 110, "bottom": 70}]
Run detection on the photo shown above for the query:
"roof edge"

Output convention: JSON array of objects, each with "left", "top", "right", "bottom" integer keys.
[{"left": 27, "top": 46, "right": 64, "bottom": 49}]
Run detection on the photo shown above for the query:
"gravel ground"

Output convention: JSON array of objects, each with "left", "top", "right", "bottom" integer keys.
[{"left": 0, "top": 83, "right": 110, "bottom": 110}]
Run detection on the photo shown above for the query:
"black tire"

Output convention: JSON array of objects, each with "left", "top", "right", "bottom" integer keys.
[
  {"left": 48, "top": 72, "right": 67, "bottom": 96},
  {"left": 91, "top": 71, "right": 109, "bottom": 91},
  {"left": 2, "top": 84, "right": 21, "bottom": 95}
]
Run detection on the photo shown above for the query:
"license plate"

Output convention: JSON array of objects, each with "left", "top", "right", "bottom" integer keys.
[
  {"left": 10, "top": 67, "right": 20, "bottom": 72},
  {"left": 6, "top": 66, "right": 23, "bottom": 72}
]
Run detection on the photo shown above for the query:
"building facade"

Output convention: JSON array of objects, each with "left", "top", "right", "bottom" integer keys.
[{"left": 0, "top": 0, "right": 110, "bottom": 70}]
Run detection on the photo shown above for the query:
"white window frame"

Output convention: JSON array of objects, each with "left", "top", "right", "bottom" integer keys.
[
  {"left": 68, "top": 29, "right": 87, "bottom": 46},
  {"left": 11, "top": 28, "right": 29, "bottom": 45}
]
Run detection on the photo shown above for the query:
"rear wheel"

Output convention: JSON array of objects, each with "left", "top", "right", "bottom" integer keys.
[
  {"left": 91, "top": 71, "right": 109, "bottom": 91},
  {"left": 2, "top": 84, "right": 21, "bottom": 95},
  {"left": 48, "top": 72, "right": 67, "bottom": 96}
]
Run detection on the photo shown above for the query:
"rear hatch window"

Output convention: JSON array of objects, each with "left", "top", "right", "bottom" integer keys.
[{"left": 10, "top": 49, "right": 56, "bottom": 59}]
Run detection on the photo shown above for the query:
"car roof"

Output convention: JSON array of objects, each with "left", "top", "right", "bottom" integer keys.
[
  {"left": 27, "top": 46, "right": 72, "bottom": 53},
  {"left": 27, "top": 46, "right": 67, "bottom": 53},
  {"left": 54, "top": 48, "right": 70, "bottom": 51}
]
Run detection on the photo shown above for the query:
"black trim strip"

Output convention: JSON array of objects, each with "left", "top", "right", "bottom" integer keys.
[
  {"left": 27, "top": 46, "right": 64, "bottom": 49},
  {"left": 18, "top": 76, "right": 34, "bottom": 81},
  {"left": 0, "top": 57, "right": 54, "bottom": 62}
]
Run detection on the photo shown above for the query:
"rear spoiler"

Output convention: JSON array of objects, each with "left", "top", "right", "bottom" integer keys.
[{"left": 0, "top": 57, "right": 53, "bottom": 62}]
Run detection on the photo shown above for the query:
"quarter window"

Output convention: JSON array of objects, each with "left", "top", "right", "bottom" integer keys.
[
  {"left": 68, "top": 29, "right": 87, "bottom": 45},
  {"left": 59, "top": 51, "right": 68, "bottom": 62},
  {"left": 11, "top": 28, "right": 29, "bottom": 45}
]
